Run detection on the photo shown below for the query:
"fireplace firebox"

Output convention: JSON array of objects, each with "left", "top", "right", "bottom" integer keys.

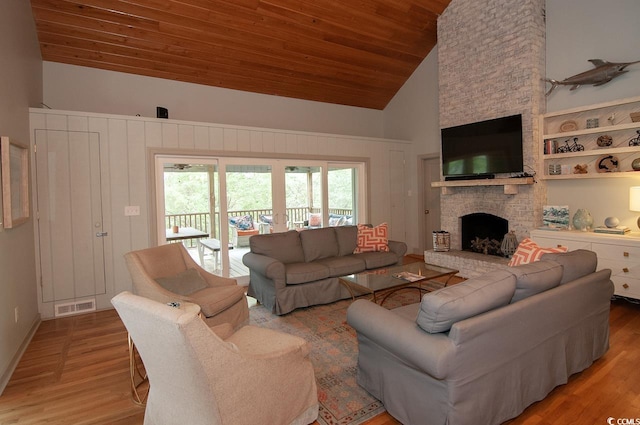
[{"left": 460, "top": 213, "right": 508, "bottom": 256}]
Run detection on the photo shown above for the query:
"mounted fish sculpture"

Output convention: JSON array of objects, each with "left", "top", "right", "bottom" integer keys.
[{"left": 545, "top": 59, "right": 640, "bottom": 96}]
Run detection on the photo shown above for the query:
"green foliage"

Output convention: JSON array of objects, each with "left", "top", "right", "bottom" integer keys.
[
  {"left": 164, "top": 172, "right": 209, "bottom": 214},
  {"left": 226, "top": 172, "right": 272, "bottom": 211},
  {"left": 164, "top": 167, "right": 355, "bottom": 215}
]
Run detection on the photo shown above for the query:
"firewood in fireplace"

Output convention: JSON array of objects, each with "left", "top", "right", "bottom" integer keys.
[{"left": 470, "top": 237, "right": 502, "bottom": 256}]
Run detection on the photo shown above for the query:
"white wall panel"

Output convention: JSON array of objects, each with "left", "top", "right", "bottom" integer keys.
[
  {"left": 237, "top": 129, "right": 251, "bottom": 153},
  {"left": 223, "top": 128, "right": 238, "bottom": 151},
  {"left": 126, "top": 121, "right": 149, "bottom": 251},
  {"left": 194, "top": 126, "right": 209, "bottom": 151},
  {"left": 30, "top": 109, "right": 411, "bottom": 318},
  {"left": 262, "top": 132, "right": 275, "bottom": 153},
  {"left": 209, "top": 127, "right": 224, "bottom": 151},
  {"left": 249, "top": 131, "right": 263, "bottom": 153},
  {"left": 145, "top": 121, "right": 162, "bottom": 148},
  {"left": 45, "top": 114, "right": 67, "bottom": 131},
  {"left": 178, "top": 125, "right": 195, "bottom": 149},
  {"left": 161, "top": 123, "right": 179, "bottom": 148},
  {"left": 285, "top": 134, "right": 297, "bottom": 154},
  {"left": 105, "top": 119, "right": 131, "bottom": 297},
  {"left": 68, "top": 115, "right": 88, "bottom": 132}
]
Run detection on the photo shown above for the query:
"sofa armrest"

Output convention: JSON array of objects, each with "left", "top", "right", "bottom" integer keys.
[
  {"left": 388, "top": 240, "right": 408, "bottom": 258},
  {"left": 242, "top": 252, "right": 286, "bottom": 283},
  {"left": 346, "top": 299, "right": 454, "bottom": 379}
]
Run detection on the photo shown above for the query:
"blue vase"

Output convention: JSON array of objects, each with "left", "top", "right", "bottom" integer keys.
[{"left": 572, "top": 209, "right": 594, "bottom": 231}]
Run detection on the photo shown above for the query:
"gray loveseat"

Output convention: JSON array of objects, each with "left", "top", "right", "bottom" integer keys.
[
  {"left": 347, "top": 249, "right": 614, "bottom": 425},
  {"left": 243, "top": 226, "right": 407, "bottom": 315}
]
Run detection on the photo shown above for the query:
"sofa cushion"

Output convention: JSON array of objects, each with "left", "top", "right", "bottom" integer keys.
[
  {"left": 416, "top": 269, "right": 516, "bottom": 334},
  {"left": 508, "top": 238, "right": 568, "bottom": 266},
  {"left": 285, "top": 262, "right": 331, "bottom": 285},
  {"left": 509, "top": 260, "right": 563, "bottom": 303},
  {"left": 249, "top": 230, "right": 305, "bottom": 264},
  {"left": 540, "top": 249, "right": 597, "bottom": 284},
  {"left": 155, "top": 268, "right": 209, "bottom": 296},
  {"left": 334, "top": 226, "right": 358, "bottom": 256},
  {"left": 352, "top": 251, "right": 399, "bottom": 269},
  {"left": 316, "top": 255, "right": 366, "bottom": 277},
  {"left": 300, "top": 227, "right": 339, "bottom": 262},
  {"left": 188, "top": 285, "right": 246, "bottom": 317},
  {"left": 354, "top": 223, "right": 390, "bottom": 253}
]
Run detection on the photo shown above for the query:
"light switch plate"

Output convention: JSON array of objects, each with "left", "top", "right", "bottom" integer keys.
[{"left": 124, "top": 206, "right": 140, "bottom": 216}]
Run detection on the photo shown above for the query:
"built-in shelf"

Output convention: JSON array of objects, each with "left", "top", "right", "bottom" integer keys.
[
  {"left": 431, "top": 177, "right": 534, "bottom": 195},
  {"left": 540, "top": 95, "right": 640, "bottom": 180}
]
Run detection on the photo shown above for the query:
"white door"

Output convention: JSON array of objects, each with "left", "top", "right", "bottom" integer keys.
[{"left": 34, "top": 130, "right": 106, "bottom": 305}]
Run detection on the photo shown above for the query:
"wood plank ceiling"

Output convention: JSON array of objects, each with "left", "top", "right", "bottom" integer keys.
[{"left": 30, "top": 0, "right": 451, "bottom": 110}]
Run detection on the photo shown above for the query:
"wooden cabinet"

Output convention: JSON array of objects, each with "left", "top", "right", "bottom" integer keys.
[
  {"left": 539, "top": 96, "right": 640, "bottom": 180},
  {"left": 531, "top": 229, "right": 640, "bottom": 300}
]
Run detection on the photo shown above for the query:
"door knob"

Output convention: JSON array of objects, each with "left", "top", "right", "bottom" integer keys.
[{"left": 424, "top": 210, "right": 430, "bottom": 214}]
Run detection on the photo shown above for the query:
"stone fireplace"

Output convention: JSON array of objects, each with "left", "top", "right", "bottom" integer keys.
[
  {"left": 437, "top": 0, "right": 546, "bottom": 249},
  {"left": 424, "top": 0, "right": 547, "bottom": 277}
]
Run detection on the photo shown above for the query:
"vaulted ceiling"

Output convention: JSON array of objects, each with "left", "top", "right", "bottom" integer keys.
[{"left": 30, "top": 0, "right": 450, "bottom": 110}]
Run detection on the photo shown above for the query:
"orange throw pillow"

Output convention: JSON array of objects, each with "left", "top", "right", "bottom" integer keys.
[
  {"left": 354, "top": 223, "right": 390, "bottom": 253},
  {"left": 508, "top": 238, "right": 567, "bottom": 267}
]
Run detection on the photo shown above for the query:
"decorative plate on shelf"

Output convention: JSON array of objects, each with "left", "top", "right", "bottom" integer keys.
[
  {"left": 596, "top": 135, "right": 613, "bottom": 147},
  {"left": 596, "top": 155, "right": 619, "bottom": 173},
  {"left": 559, "top": 120, "right": 578, "bottom": 132}
]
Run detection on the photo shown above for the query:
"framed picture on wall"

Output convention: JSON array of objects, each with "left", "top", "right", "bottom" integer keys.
[
  {"left": 1, "top": 136, "right": 30, "bottom": 228},
  {"left": 542, "top": 205, "right": 570, "bottom": 230}
]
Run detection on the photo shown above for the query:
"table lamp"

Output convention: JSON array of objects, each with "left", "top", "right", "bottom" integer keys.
[{"left": 629, "top": 186, "right": 640, "bottom": 229}]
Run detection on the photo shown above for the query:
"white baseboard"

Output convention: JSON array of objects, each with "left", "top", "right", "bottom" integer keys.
[{"left": 0, "top": 315, "right": 41, "bottom": 395}]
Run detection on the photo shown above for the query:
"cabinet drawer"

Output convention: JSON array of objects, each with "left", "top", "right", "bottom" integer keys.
[
  {"left": 591, "top": 242, "right": 640, "bottom": 261},
  {"left": 530, "top": 236, "right": 590, "bottom": 251},
  {"left": 611, "top": 275, "right": 640, "bottom": 300},
  {"left": 598, "top": 258, "right": 640, "bottom": 279}
]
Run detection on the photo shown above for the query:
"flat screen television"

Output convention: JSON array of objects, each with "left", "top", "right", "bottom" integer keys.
[{"left": 441, "top": 114, "right": 524, "bottom": 180}]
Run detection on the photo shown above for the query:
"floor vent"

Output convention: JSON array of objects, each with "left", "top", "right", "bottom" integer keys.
[{"left": 54, "top": 299, "right": 97, "bottom": 317}]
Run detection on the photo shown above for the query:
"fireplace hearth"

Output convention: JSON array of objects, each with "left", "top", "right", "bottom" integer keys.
[{"left": 461, "top": 213, "right": 508, "bottom": 257}]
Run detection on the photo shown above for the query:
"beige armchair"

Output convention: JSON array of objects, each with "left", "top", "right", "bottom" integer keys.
[
  {"left": 124, "top": 243, "right": 248, "bottom": 330},
  {"left": 112, "top": 292, "right": 319, "bottom": 425}
]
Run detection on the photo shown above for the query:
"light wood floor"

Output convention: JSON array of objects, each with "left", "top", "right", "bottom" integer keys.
[{"left": 1, "top": 278, "right": 639, "bottom": 424}]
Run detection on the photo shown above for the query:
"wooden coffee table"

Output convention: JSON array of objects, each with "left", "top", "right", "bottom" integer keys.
[{"left": 339, "top": 262, "right": 458, "bottom": 306}]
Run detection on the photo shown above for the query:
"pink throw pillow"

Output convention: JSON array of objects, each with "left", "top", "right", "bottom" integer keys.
[
  {"left": 508, "top": 238, "right": 567, "bottom": 267},
  {"left": 354, "top": 223, "right": 390, "bottom": 253}
]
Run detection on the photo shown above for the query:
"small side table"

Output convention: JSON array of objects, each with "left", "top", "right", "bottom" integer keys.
[{"left": 128, "top": 301, "right": 201, "bottom": 406}]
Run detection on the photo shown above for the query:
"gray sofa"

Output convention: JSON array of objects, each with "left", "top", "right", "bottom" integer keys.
[
  {"left": 243, "top": 226, "right": 407, "bottom": 315},
  {"left": 347, "top": 249, "right": 614, "bottom": 425}
]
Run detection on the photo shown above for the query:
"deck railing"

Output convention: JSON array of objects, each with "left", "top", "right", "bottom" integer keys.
[{"left": 166, "top": 208, "right": 353, "bottom": 244}]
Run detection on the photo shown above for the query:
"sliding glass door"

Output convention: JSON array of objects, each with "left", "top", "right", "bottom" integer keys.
[{"left": 155, "top": 155, "right": 366, "bottom": 280}]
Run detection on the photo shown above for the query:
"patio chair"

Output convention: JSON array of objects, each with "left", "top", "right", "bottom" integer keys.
[
  {"left": 124, "top": 243, "right": 249, "bottom": 330},
  {"left": 229, "top": 214, "right": 259, "bottom": 247},
  {"left": 112, "top": 291, "right": 319, "bottom": 425}
]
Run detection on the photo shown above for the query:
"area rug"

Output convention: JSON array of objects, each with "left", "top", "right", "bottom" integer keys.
[{"left": 249, "top": 292, "right": 420, "bottom": 425}]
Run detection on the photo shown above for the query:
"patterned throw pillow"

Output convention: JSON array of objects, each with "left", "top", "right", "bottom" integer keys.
[
  {"left": 354, "top": 223, "right": 390, "bottom": 253},
  {"left": 508, "top": 238, "right": 567, "bottom": 267},
  {"left": 235, "top": 215, "right": 254, "bottom": 230},
  {"left": 308, "top": 213, "right": 322, "bottom": 227}
]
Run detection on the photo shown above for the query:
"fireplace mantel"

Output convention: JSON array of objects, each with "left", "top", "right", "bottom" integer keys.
[{"left": 431, "top": 177, "right": 534, "bottom": 195}]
